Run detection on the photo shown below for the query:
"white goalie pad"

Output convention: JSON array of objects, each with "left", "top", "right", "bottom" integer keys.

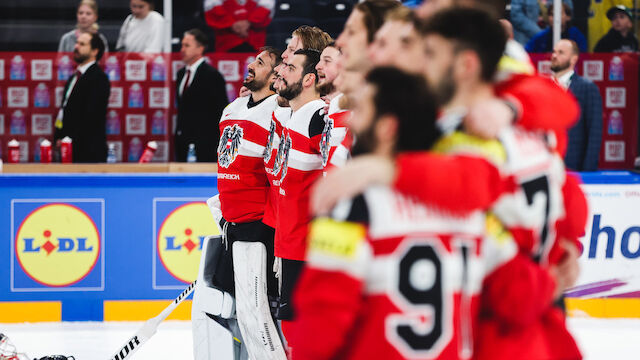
[
  {"left": 193, "top": 235, "right": 242, "bottom": 360},
  {"left": 193, "top": 235, "right": 235, "bottom": 318},
  {"left": 233, "top": 241, "right": 288, "bottom": 360}
]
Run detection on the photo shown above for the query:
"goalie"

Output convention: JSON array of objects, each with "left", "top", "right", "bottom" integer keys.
[{"left": 191, "top": 47, "right": 287, "bottom": 360}]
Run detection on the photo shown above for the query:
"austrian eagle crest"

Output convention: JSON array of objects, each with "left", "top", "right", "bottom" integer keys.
[
  {"left": 320, "top": 117, "right": 333, "bottom": 167},
  {"left": 263, "top": 119, "right": 276, "bottom": 164},
  {"left": 277, "top": 133, "right": 292, "bottom": 181},
  {"left": 217, "top": 124, "right": 243, "bottom": 168}
]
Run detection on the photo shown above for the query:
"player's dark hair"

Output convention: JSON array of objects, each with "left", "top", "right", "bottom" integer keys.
[
  {"left": 294, "top": 48, "right": 321, "bottom": 84},
  {"left": 87, "top": 31, "right": 105, "bottom": 61},
  {"left": 260, "top": 46, "right": 282, "bottom": 70},
  {"left": 420, "top": 7, "right": 506, "bottom": 82},
  {"left": 365, "top": 67, "right": 439, "bottom": 152},
  {"left": 354, "top": 0, "right": 404, "bottom": 43},
  {"left": 185, "top": 28, "right": 208, "bottom": 49}
]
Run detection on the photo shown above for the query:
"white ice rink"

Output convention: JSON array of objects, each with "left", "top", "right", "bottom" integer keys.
[{"left": 1, "top": 317, "right": 639, "bottom": 359}]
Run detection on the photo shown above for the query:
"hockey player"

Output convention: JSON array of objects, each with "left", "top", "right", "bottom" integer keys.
[
  {"left": 315, "top": 42, "right": 352, "bottom": 172},
  {"left": 192, "top": 47, "right": 287, "bottom": 360},
  {"left": 310, "top": 8, "right": 584, "bottom": 359},
  {"left": 368, "top": 6, "right": 426, "bottom": 75},
  {"left": 272, "top": 49, "right": 325, "bottom": 348},
  {"left": 290, "top": 66, "right": 553, "bottom": 360}
]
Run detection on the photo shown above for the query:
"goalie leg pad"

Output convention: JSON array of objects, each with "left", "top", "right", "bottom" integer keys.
[
  {"left": 233, "top": 241, "right": 287, "bottom": 360},
  {"left": 193, "top": 235, "right": 246, "bottom": 360}
]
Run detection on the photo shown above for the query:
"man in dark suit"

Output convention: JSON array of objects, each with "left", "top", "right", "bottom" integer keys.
[
  {"left": 175, "top": 29, "right": 228, "bottom": 162},
  {"left": 551, "top": 39, "right": 603, "bottom": 171},
  {"left": 54, "top": 31, "right": 110, "bottom": 163}
]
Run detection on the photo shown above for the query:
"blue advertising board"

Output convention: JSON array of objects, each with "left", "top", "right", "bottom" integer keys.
[{"left": 0, "top": 173, "right": 218, "bottom": 321}]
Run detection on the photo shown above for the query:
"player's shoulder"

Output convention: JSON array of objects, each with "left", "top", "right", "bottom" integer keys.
[
  {"left": 289, "top": 99, "right": 325, "bottom": 135},
  {"left": 222, "top": 95, "right": 248, "bottom": 115},
  {"left": 434, "top": 130, "right": 507, "bottom": 166}
]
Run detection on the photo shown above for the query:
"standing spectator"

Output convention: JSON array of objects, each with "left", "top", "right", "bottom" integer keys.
[
  {"left": 203, "top": 0, "right": 274, "bottom": 52},
  {"left": 525, "top": 3, "right": 587, "bottom": 53},
  {"left": 175, "top": 29, "right": 228, "bottom": 162},
  {"left": 116, "top": 0, "right": 165, "bottom": 52},
  {"left": 58, "top": 0, "right": 109, "bottom": 53},
  {"left": 594, "top": 5, "right": 639, "bottom": 53},
  {"left": 54, "top": 32, "right": 110, "bottom": 163},
  {"left": 551, "top": 39, "right": 602, "bottom": 171},
  {"left": 511, "top": 0, "right": 573, "bottom": 46}
]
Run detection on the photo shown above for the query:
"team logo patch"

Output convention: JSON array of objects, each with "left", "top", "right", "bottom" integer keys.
[
  {"left": 280, "top": 134, "right": 292, "bottom": 181},
  {"left": 263, "top": 119, "right": 276, "bottom": 164},
  {"left": 272, "top": 130, "right": 287, "bottom": 177},
  {"left": 218, "top": 124, "right": 243, "bottom": 168},
  {"left": 13, "top": 201, "right": 103, "bottom": 290},
  {"left": 320, "top": 118, "right": 333, "bottom": 167},
  {"left": 155, "top": 201, "right": 219, "bottom": 286}
]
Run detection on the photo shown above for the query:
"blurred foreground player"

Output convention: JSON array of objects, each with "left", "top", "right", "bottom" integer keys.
[
  {"left": 192, "top": 48, "right": 286, "bottom": 360},
  {"left": 291, "top": 67, "right": 536, "bottom": 360}
]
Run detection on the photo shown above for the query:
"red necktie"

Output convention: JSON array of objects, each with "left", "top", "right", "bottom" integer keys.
[{"left": 181, "top": 69, "right": 191, "bottom": 96}]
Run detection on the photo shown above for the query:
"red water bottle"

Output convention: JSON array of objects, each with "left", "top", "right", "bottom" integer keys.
[
  {"left": 40, "top": 139, "right": 52, "bottom": 163},
  {"left": 138, "top": 141, "right": 158, "bottom": 163},
  {"left": 60, "top": 136, "right": 73, "bottom": 163},
  {"left": 8, "top": 139, "right": 20, "bottom": 163}
]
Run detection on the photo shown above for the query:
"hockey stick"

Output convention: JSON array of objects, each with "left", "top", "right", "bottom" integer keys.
[{"left": 108, "top": 280, "right": 197, "bottom": 360}]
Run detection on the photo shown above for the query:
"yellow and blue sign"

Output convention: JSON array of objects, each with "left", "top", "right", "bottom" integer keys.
[
  {"left": 153, "top": 199, "right": 219, "bottom": 289},
  {"left": 11, "top": 200, "right": 104, "bottom": 291}
]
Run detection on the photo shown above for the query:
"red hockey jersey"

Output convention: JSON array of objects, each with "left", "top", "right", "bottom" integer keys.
[
  {"left": 275, "top": 99, "right": 326, "bottom": 260},
  {"left": 291, "top": 186, "right": 527, "bottom": 360},
  {"left": 204, "top": 0, "right": 273, "bottom": 52},
  {"left": 217, "top": 94, "right": 278, "bottom": 223},
  {"left": 392, "top": 120, "right": 584, "bottom": 359},
  {"left": 263, "top": 105, "right": 291, "bottom": 228}
]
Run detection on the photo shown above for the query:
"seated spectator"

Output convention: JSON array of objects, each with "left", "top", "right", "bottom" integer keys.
[
  {"left": 525, "top": 3, "right": 586, "bottom": 53},
  {"left": 58, "top": 0, "right": 109, "bottom": 53},
  {"left": 594, "top": 5, "right": 638, "bottom": 53},
  {"left": 511, "top": 0, "right": 573, "bottom": 46},
  {"left": 116, "top": 0, "right": 165, "bottom": 52},
  {"left": 203, "top": 0, "right": 274, "bottom": 52},
  {"left": 551, "top": 39, "right": 602, "bottom": 171}
]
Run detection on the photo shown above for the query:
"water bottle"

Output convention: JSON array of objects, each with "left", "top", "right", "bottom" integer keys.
[
  {"left": 107, "top": 143, "right": 117, "bottom": 163},
  {"left": 138, "top": 141, "right": 157, "bottom": 163},
  {"left": 187, "top": 143, "right": 197, "bottom": 163}
]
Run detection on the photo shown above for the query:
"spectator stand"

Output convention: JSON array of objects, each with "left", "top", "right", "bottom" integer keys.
[
  {"left": 265, "top": 0, "right": 356, "bottom": 47},
  {"left": 0, "top": 51, "right": 254, "bottom": 163},
  {"left": 531, "top": 52, "right": 639, "bottom": 169}
]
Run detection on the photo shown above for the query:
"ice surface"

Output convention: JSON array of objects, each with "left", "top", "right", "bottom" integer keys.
[{"left": 1, "top": 317, "right": 638, "bottom": 359}]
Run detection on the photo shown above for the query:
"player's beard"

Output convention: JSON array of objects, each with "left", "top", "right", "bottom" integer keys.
[
  {"left": 350, "top": 123, "right": 377, "bottom": 157},
  {"left": 243, "top": 70, "right": 268, "bottom": 92},
  {"left": 432, "top": 64, "right": 456, "bottom": 107},
  {"left": 279, "top": 77, "right": 304, "bottom": 101},
  {"left": 317, "top": 80, "right": 335, "bottom": 97}
]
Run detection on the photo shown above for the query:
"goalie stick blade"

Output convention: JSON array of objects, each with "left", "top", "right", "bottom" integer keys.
[{"left": 108, "top": 281, "right": 197, "bottom": 360}]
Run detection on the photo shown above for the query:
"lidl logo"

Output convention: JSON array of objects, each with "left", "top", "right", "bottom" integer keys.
[
  {"left": 154, "top": 200, "right": 219, "bottom": 287},
  {"left": 12, "top": 200, "right": 104, "bottom": 291}
]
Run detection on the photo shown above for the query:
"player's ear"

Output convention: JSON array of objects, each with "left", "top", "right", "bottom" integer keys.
[{"left": 303, "top": 72, "right": 316, "bottom": 88}]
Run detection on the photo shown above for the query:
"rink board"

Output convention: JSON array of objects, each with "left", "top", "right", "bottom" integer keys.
[
  {"left": 0, "top": 173, "right": 217, "bottom": 321},
  {"left": 1, "top": 171, "right": 640, "bottom": 321}
]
